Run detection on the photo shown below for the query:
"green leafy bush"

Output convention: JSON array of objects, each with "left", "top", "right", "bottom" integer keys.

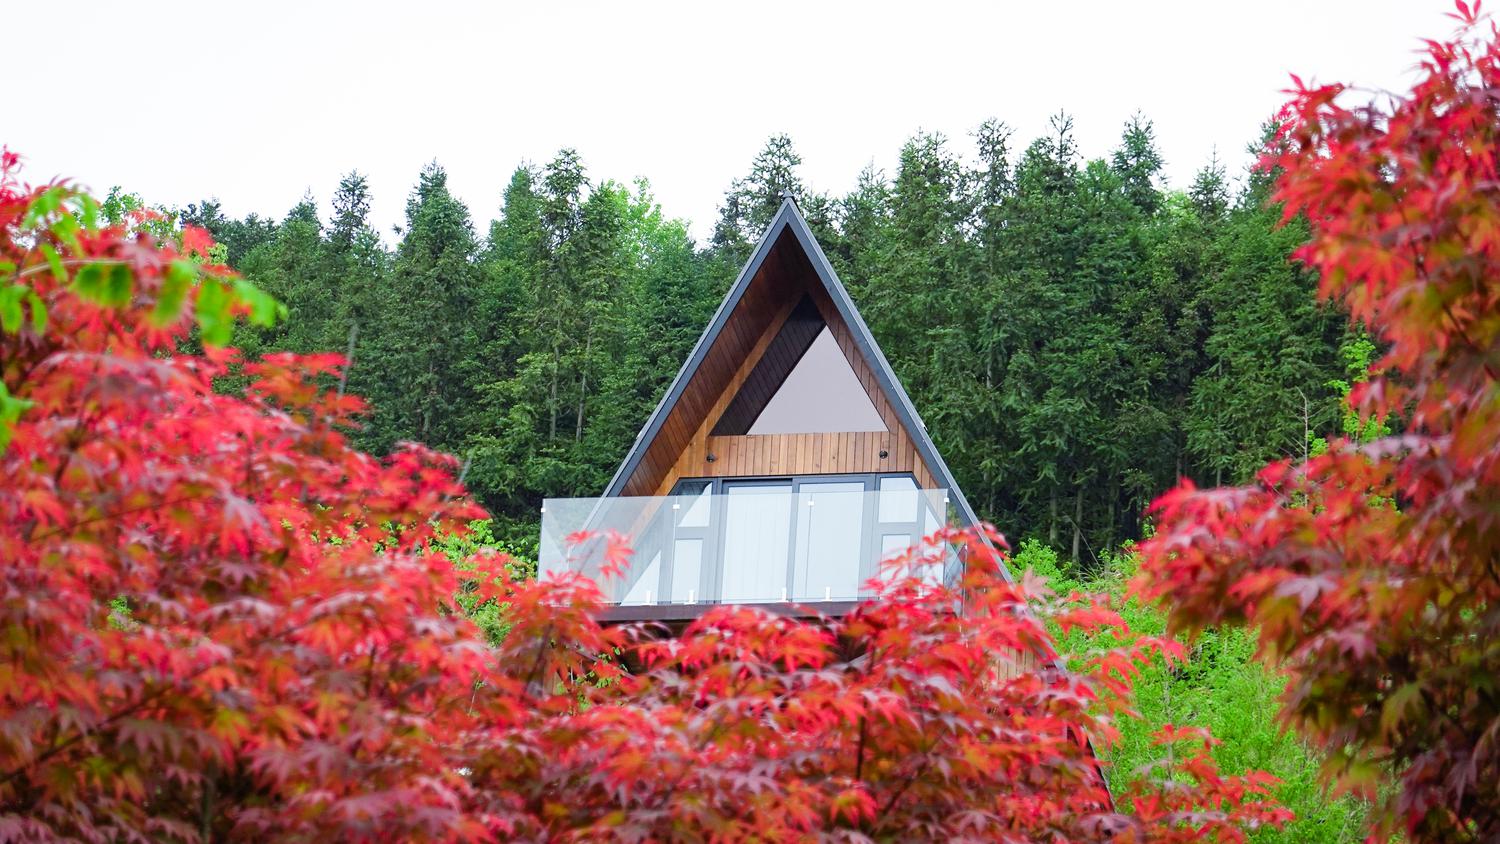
[
  {"left": 1013, "top": 539, "right": 1367, "bottom": 842},
  {"left": 435, "top": 520, "right": 537, "bottom": 645}
]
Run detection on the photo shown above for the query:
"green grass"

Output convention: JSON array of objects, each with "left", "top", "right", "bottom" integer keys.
[{"left": 1013, "top": 539, "right": 1367, "bottom": 843}]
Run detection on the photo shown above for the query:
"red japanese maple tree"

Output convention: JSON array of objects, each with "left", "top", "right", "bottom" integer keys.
[
  {"left": 0, "top": 150, "right": 1283, "bottom": 841},
  {"left": 1137, "top": 5, "right": 1500, "bottom": 841}
]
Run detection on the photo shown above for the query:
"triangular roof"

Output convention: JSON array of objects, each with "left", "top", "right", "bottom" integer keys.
[{"left": 601, "top": 199, "right": 993, "bottom": 556}]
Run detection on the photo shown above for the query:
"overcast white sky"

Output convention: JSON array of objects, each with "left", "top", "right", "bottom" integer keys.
[{"left": 7, "top": 1, "right": 1457, "bottom": 242}]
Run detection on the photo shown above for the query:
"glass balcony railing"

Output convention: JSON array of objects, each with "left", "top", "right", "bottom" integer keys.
[{"left": 540, "top": 484, "right": 959, "bottom": 606}]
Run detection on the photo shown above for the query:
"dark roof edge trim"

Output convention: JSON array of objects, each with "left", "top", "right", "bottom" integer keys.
[
  {"left": 599, "top": 205, "right": 793, "bottom": 499},
  {"left": 776, "top": 206, "right": 1006, "bottom": 580}
]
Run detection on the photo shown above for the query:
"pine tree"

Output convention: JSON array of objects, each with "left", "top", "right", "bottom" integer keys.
[
  {"left": 324, "top": 171, "right": 391, "bottom": 443},
  {"left": 1188, "top": 150, "right": 1230, "bottom": 222},
  {"left": 373, "top": 162, "right": 482, "bottom": 451},
  {"left": 1185, "top": 199, "right": 1342, "bottom": 484},
  {"left": 827, "top": 163, "right": 891, "bottom": 295},
  {"left": 1111, "top": 113, "right": 1166, "bottom": 216},
  {"left": 973, "top": 119, "right": 1015, "bottom": 266},
  {"left": 179, "top": 198, "right": 277, "bottom": 266},
  {"left": 861, "top": 131, "right": 973, "bottom": 386},
  {"left": 995, "top": 113, "right": 1085, "bottom": 549},
  {"left": 964, "top": 119, "right": 1019, "bottom": 520},
  {"left": 463, "top": 166, "right": 549, "bottom": 517},
  {"left": 235, "top": 196, "right": 327, "bottom": 356},
  {"left": 711, "top": 134, "right": 806, "bottom": 265}
]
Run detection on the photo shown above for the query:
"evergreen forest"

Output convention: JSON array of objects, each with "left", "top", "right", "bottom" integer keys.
[{"left": 175, "top": 116, "right": 1352, "bottom": 561}]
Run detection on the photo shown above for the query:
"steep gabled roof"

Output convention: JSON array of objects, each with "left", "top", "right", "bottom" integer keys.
[{"left": 600, "top": 199, "right": 994, "bottom": 558}]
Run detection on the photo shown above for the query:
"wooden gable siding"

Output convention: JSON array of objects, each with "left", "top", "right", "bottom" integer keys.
[
  {"left": 712, "top": 296, "right": 823, "bottom": 436},
  {"left": 619, "top": 232, "right": 803, "bottom": 496},
  {"left": 626, "top": 236, "right": 939, "bottom": 497}
]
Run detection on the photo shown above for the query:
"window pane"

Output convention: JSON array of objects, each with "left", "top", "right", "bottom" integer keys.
[
  {"left": 882, "top": 533, "right": 914, "bottom": 558},
  {"left": 621, "top": 550, "right": 661, "bottom": 605},
  {"left": 720, "top": 484, "right": 792, "bottom": 602},
  {"left": 677, "top": 482, "right": 712, "bottom": 528},
  {"left": 920, "top": 560, "right": 943, "bottom": 588},
  {"left": 876, "top": 527, "right": 940, "bottom": 587},
  {"left": 878, "top": 476, "right": 919, "bottom": 523},
  {"left": 792, "top": 482, "right": 864, "bottom": 601},
  {"left": 671, "top": 539, "right": 702, "bottom": 603}
]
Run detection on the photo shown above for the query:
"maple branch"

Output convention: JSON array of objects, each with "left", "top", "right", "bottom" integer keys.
[
  {"left": 28, "top": 491, "right": 213, "bottom": 544},
  {"left": 874, "top": 751, "right": 932, "bottom": 827},
  {"left": 0, "top": 684, "right": 172, "bottom": 790},
  {"left": 198, "top": 761, "right": 218, "bottom": 841},
  {"left": 15, "top": 257, "right": 127, "bottom": 280},
  {"left": 6, "top": 239, "right": 40, "bottom": 293},
  {"left": 522, "top": 622, "right": 555, "bottom": 695},
  {"left": 853, "top": 715, "right": 868, "bottom": 784},
  {"left": 649, "top": 705, "right": 732, "bottom": 822},
  {"left": 365, "top": 642, "right": 380, "bottom": 700},
  {"left": 852, "top": 637, "right": 885, "bottom": 786}
]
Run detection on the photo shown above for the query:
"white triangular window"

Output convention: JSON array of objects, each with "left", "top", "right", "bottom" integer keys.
[{"left": 747, "top": 328, "right": 887, "bottom": 434}]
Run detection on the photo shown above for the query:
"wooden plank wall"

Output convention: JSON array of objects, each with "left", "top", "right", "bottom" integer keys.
[
  {"left": 693, "top": 432, "right": 934, "bottom": 483},
  {"left": 627, "top": 233, "right": 940, "bottom": 496},
  {"left": 621, "top": 235, "right": 802, "bottom": 496}
]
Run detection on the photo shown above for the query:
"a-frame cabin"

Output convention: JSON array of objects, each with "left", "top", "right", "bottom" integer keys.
[{"left": 540, "top": 198, "right": 1009, "bottom": 621}]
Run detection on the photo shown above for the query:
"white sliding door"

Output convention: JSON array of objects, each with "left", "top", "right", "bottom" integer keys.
[{"left": 719, "top": 482, "right": 792, "bottom": 602}]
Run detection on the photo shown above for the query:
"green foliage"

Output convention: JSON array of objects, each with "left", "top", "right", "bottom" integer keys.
[
  {"left": 460, "top": 157, "right": 723, "bottom": 514},
  {"left": 1310, "top": 332, "right": 1388, "bottom": 456},
  {"left": 435, "top": 520, "right": 536, "bottom": 645},
  {"left": 1012, "top": 539, "right": 1367, "bottom": 842},
  {"left": 711, "top": 133, "right": 806, "bottom": 265},
  {"left": 183, "top": 120, "right": 1350, "bottom": 563}
]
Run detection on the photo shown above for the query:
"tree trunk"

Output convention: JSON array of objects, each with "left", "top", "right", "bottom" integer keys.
[
  {"left": 420, "top": 359, "right": 435, "bottom": 439},
  {"left": 199, "top": 764, "right": 218, "bottom": 841},
  {"left": 548, "top": 341, "right": 560, "bottom": 441},
  {"left": 1048, "top": 487, "right": 1059, "bottom": 547},
  {"left": 337, "top": 322, "right": 358, "bottom": 398},
  {"left": 575, "top": 333, "right": 592, "bottom": 442},
  {"left": 1071, "top": 485, "right": 1083, "bottom": 564},
  {"left": 1299, "top": 388, "right": 1310, "bottom": 464},
  {"left": 1105, "top": 490, "right": 1116, "bottom": 554}
]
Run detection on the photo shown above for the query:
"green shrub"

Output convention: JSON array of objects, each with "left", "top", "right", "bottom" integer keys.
[
  {"left": 436, "top": 519, "right": 537, "bottom": 645},
  {"left": 1012, "top": 539, "right": 1366, "bottom": 843}
]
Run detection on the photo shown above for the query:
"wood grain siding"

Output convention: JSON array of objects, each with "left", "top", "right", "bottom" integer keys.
[
  {"left": 621, "top": 231, "right": 941, "bottom": 496},
  {"left": 697, "top": 433, "right": 915, "bottom": 479},
  {"left": 620, "top": 232, "right": 803, "bottom": 496},
  {"left": 651, "top": 294, "right": 800, "bottom": 495},
  {"left": 711, "top": 296, "right": 823, "bottom": 436}
]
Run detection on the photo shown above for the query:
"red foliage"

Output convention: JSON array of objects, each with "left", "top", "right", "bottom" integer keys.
[
  {"left": 1137, "top": 5, "right": 1500, "bottom": 841},
  {"left": 0, "top": 153, "right": 1283, "bottom": 840}
]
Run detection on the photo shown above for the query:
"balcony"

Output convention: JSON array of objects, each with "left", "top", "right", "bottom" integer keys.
[{"left": 540, "top": 480, "right": 958, "bottom": 619}]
